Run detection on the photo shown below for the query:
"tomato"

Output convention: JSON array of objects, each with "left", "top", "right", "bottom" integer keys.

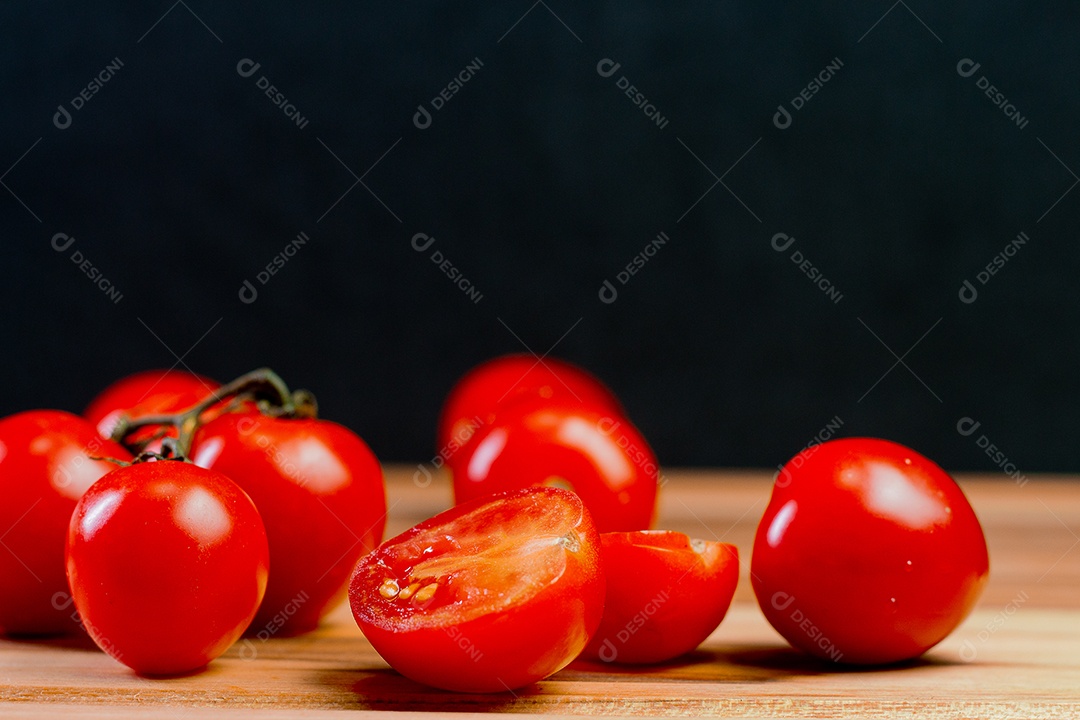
[
  {"left": 349, "top": 486, "right": 605, "bottom": 693},
  {"left": 752, "top": 437, "right": 989, "bottom": 665},
  {"left": 190, "top": 413, "right": 386, "bottom": 635},
  {"left": 84, "top": 369, "right": 219, "bottom": 447},
  {"left": 66, "top": 460, "right": 269, "bottom": 675},
  {"left": 581, "top": 531, "right": 739, "bottom": 664},
  {"left": 437, "top": 354, "right": 621, "bottom": 456},
  {"left": 0, "top": 411, "right": 132, "bottom": 635},
  {"left": 448, "top": 396, "right": 658, "bottom": 532}
]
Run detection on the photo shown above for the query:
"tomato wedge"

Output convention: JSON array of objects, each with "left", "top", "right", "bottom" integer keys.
[
  {"left": 581, "top": 530, "right": 739, "bottom": 664},
  {"left": 349, "top": 486, "right": 605, "bottom": 693}
]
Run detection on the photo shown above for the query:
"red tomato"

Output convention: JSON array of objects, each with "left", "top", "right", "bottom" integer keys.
[
  {"left": 437, "top": 354, "right": 621, "bottom": 456},
  {"left": 752, "top": 437, "right": 989, "bottom": 665},
  {"left": 66, "top": 460, "right": 269, "bottom": 675},
  {"left": 0, "top": 411, "right": 132, "bottom": 635},
  {"left": 191, "top": 414, "right": 386, "bottom": 635},
  {"left": 349, "top": 486, "right": 605, "bottom": 693},
  {"left": 84, "top": 369, "right": 219, "bottom": 447},
  {"left": 581, "top": 531, "right": 739, "bottom": 664},
  {"left": 448, "top": 397, "right": 658, "bottom": 532}
]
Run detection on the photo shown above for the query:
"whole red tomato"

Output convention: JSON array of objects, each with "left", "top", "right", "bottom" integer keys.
[
  {"left": 581, "top": 530, "right": 739, "bottom": 664},
  {"left": 191, "top": 413, "right": 386, "bottom": 635},
  {"left": 437, "top": 354, "right": 621, "bottom": 457},
  {"left": 752, "top": 437, "right": 989, "bottom": 665},
  {"left": 448, "top": 396, "right": 658, "bottom": 532},
  {"left": 0, "top": 410, "right": 132, "bottom": 635},
  {"left": 84, "top": 369, "right": 219, "bottom": 447},
  {"left": 66, "top": 460, "right": 269, "bottom": 675},
  {"left": 350, "top": 486, "right": 605, "bottom": 693}
]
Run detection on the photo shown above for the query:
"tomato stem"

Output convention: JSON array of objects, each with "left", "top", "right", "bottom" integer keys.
[{"left": 110, "top": 367, "right": 318, "bottom": 460}]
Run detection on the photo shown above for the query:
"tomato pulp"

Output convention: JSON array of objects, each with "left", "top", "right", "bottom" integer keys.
[{"left": 350, "top": 486, "right": 605, "bottom": 692}]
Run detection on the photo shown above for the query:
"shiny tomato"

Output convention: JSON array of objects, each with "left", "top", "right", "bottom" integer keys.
[
  {"left": 191, "top": 413, "right": 386, "bottom": 635},
  {"left": 349, "top": 486, "right": 605, "bottom": 693},
  {"left": 437, "top": 354, "right": 621, "bottom": 456},
  {"left": 66, "top": 460, "right": 269, "bottom": 675},
  {"left": 448, "top": 397, "right": 658, "bottom": 532},
  {"left": 581, "top": 531, "right": 739, "bottom": 664},
  {"left": 0, "top": 411, "right": 132, "bottom": 635},
  {"left": 752, "top": 437, "right": 989, "bottom": 665},
  {"left": 84, "top": 369, "right": 219, "bottom": 447}
]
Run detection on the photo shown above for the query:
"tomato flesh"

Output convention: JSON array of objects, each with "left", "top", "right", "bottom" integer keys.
[
  {"left": 581, "top": 530, "right": 739, "bottom": 664},
  {"left": 350, "top": 486, "right": 605, "bottom": 693}
]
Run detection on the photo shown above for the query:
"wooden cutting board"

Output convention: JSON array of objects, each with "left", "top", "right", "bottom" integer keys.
[{"left": 1, "top": 468, "right": 1076, "bottom": 719}]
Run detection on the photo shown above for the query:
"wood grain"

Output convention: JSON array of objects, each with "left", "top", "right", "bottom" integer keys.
[{"left": 1, "top": 467, "right": 1077, "bottom": 719}]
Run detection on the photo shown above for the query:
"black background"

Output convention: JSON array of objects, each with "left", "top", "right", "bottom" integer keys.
[{"left": 2, "top": 3, "right": 1077, "bottom": 473}]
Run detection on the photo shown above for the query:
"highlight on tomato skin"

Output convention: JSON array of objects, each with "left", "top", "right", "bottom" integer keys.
[
  {"left": 65, "top": 461, "right": 270, "bottom": 676},
  {"left": 447, "top": 396, "right": 659, "bottom": 533},
  {"left": 580, "top": 530, "right": 739, "bottom": 665},
  {"left": 84, "top": 369, "right": 219, "bottom": 444},
  {"left": 0, "top": 410, "right": 133, "bottom": 636},
  {"left": 436, "top": 353, "right": 622, "bottom": 456},
  {"left": 348, "top": 485, "right": 606, "bottom": 693},
  {"left": 751, "top": 437, "right": 990, "bottom": 665}
]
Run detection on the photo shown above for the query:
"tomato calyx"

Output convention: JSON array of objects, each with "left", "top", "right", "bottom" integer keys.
[{"left": 111, "top": 367, "right": 317, "bottom": 459}]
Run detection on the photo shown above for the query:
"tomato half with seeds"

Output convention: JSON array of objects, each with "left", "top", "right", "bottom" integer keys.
[
  {"left": 437, "top": 354, "right": 621, "bottom": 455},
  {"left": 448, "top": 396, "right": 659, "bottom": 532},
  {"left": 752, "top": 437, "right": 989, "bottom": 664},
  {"left": 581, "top": 531, "right": 739, "bottom": 664},
  {"left": 349, "top": 486, "right": 605, "bottom": 693}
]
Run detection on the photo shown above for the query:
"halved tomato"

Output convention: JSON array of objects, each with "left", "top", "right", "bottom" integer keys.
[
  {"left": 349, "top": 486, "right": 605, "bottom": 693},
  {"left": 581, "top": 530, "right": 739, "bottom": 664}
]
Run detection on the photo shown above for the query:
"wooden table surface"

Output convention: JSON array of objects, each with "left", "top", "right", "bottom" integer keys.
[{"left": 1, "top": 467, "right": 1077, "bottom": 719}]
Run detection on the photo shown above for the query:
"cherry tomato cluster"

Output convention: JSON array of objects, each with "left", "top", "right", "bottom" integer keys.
[
  {"left": 0, "top": 354, "right": 990, "bottom": 694},
  {"left": 0, "top": 368, "right": 385, "bottom": 675},
  {"left": 347, "top": 355, "right": 989, "bottom": 692}
]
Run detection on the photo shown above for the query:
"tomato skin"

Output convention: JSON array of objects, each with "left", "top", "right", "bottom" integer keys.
[
  {"left": 84, "top": 369, "right": 219, "bottom": 446},
  {"left": 448, "top": 397, "right": 658, "bottom": 532},
  {"left": 191, "top": 413, "right": 386, "bottom": 635},
  {"left": 66, "top": 461, "right": 269, "bottom": 675},
  {"left": 752, "top": 437, "right": 989, "bottom": 665},
  {"left": 437, "top": 354, "right": 621, "bottom": 455},
  {"left": 0, "top": 410, "right": 133, "bottom": 635},
  {"left": 581, "top": 531, "right": 739, "bottom": 664},
  {"left": 349, "top": 486, "right": 605, "bottom": 693}
]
